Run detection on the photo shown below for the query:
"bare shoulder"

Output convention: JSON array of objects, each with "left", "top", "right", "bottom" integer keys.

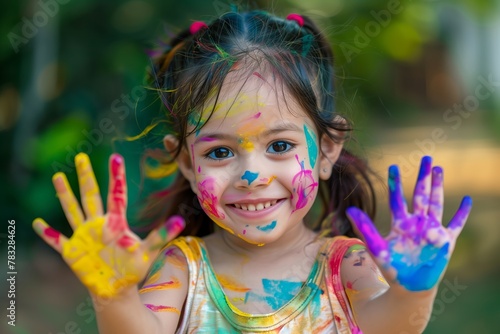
[
  {"left": 139, "top": 241, "right": 190, "bottom": 330},
  {"left": 340, "top": 243, "right": 389, "bottom": 305}
]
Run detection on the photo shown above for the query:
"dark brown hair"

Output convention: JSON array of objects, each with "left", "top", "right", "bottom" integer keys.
[{"left": 141, "top": 10, "right": 376, "bottom": 238}]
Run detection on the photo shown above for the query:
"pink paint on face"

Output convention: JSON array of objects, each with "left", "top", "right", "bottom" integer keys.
[
  {"left": 197, "top": 178, "right": 225, "bottom": 219},
  {"left": 291, "top": 155, "right": 318, "bottom": 213},
  {"left": 198, "top": 137, "right": 217, "bottom": 142},
  {"left": 198, "top": 166, "right": 201, "bottom": 173}
]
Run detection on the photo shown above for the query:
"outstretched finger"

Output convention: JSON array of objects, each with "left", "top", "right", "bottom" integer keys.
[
  {"left": 144, "top": 215, "right": 186, "bottom": 252},
  {"left": 428, "top": 166, "right": 444, "bottom": 222},
  {"left": 412, "top": 156, "right": 432, "bottom": 216},
  {"left": 447, "top": 196, "right": 473, "bottom": 240},
  {"left": 388, "top": 165, "right": 408, "bottom": 221},
  {"left": 32, "top": 218, "right": 68, "bottom": 253},
  {"left": 346, "top": 207, "right": 389, "bottom": 264},
  {"left": 53, "top": 172, "right": 85, "bottom": 229},
  {"left": 75, "top": 153, "right": 103, "bottom": 219},
  {"left": 106, "top": 154, "right": 128, "bottom": 233}
]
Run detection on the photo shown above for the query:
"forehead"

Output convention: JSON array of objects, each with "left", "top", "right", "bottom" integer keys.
[{"left": 198, "top": 68, "right": 309, "bottom": 126}]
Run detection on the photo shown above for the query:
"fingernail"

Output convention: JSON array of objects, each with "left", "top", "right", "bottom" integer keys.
[
  {"left": 167, "top": 215, "right": 185, "bottom": 234},
  {"left": 75, "top": 153, "right": 88, "bottom": 167},
  {"left": 432, "top": 166, "right": 443, "bottom": 175},
  {"left": 111, "top": 154, "right": 123, "bottom": 175}
]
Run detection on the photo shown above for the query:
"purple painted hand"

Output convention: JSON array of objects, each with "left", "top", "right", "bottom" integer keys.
[{"left": 346, "top": 156, "right": 472, "bottom": 291}]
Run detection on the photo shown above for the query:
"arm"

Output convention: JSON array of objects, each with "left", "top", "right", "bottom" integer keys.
[
  {"left": 32, "top": 153, "right": 186, "bottom": 334},
  {"left": 345, "top": 156, "right": 472, "bottom": 334},
  {"left": 341, "top": 245, "right": 436, "bottom": 333}
]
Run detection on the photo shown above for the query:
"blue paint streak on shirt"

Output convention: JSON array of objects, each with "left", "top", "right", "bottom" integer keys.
[
  {"left": 241, "top": 170, "right": 259, "bottom": 185},
  {"left": 245, "top": 279, "right": 303, "bottom": 311},
  {"left": 390, "top": 242, "right": 450, "bottom": 291},
  {"left": 256, "top": 221, "right": 277, "bottom": 233},
  {"left": 303, "top": 125, "right": 318, "bottom": 168}
]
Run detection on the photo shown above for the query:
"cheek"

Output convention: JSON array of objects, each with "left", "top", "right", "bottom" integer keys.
[
  {"left": 196, "top": 177, "right": 225, "bottom": 220},
  {"left": 290, "top": 155, "right": 319, "bottom": 213}
]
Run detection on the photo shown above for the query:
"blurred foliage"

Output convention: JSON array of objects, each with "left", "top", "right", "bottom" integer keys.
[{"left": 1, "top": 0, "right": 499, "bottom": 333}]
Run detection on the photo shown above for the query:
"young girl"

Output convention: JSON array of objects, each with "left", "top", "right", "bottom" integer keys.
[{"left": 33, "top": 10, "right": 472, "bottom": 333}]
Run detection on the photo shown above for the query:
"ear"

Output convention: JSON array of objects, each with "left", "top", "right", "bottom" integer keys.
[
  {"left": 163, "top": 134, "right": 198, "bottom": 194},
  {"left": 318, "top": 130, "right": 344, "bottom": 181}
]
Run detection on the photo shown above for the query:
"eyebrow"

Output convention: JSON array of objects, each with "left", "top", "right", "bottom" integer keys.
[{"left": 194, "top": 122, "right": 303, "bottom": 144}]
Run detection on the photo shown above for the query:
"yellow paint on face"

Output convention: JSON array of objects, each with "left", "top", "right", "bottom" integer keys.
[
  {"left": 238, "top": 137, "right": 254, "bottom": 151},
  {"left": 206, "top": 93, "right": 265, "bottom": 120},
  {"left": 236, "top": 233, "right": 265, "bottom": 247},
  {"left": 62, "top": 217, "right": 140, "bottom": 298},
  {"left": 213, "top": 219, "right": 235, "bottom": 235},
  {"left": 216, "top": 274, "right": 251, "bottom": 292}
]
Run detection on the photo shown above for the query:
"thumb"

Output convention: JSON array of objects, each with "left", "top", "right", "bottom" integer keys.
[
  {"left": 346, "top": 207, "right": 389, "bottom": 265},
  {"left": 144, "top": 215, "right": 185, "bottom": 252}
]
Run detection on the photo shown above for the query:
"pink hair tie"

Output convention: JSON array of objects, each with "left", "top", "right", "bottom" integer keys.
[
  {"left": 286, "top": 13, "right": 304, "bottom": 27},
  {"left": 190, "top": 21, "right": 208, "bottom": 35}
]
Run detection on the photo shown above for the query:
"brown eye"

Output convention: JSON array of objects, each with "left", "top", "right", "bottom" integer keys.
[
  {"left": 207, "top": 147, "right": 233, "bottom": 160},
  {"left": 267, "top": 141, "right": 294, "bottom": 154}
]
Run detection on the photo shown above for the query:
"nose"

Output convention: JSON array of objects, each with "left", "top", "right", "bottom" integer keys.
[{"left": 234, "top": 168, "right": 270, "bottom": 190}]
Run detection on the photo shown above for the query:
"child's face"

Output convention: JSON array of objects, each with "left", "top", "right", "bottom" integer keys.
[{"left": 182, "top": 70, "right": 332, "bottom": 245}]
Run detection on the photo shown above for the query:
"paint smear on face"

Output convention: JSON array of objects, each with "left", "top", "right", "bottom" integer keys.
[
  {"left": 238, "top": 137, "right": 254, "bottom": 152},
  {"left": 197, "top": 178, "right": 225, "bottom": 220},
  {"left": 139, "top": 277, "right": 181, "bottom": 294},
  {"left": 144, "top": 304, "right": 180, "bottom": 314},
  {"left": 241, "top": 170, "right": 259, "bottom": 185},
  {"left": 303, "top": 124, "right": 318, "bottom": 168},
  {"left": 291, "top": 155, "right": 319, "bottom": 213},
  {"left": 258, "top": 176, "right": 276, "bottom": 185},
  {"left": 256, "top": 220, "right": 277, "bottom": 233}
]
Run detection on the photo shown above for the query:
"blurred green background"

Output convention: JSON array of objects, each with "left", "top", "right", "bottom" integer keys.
[{"left": 1, "top": 0, "right": 500, "bottom": 333}]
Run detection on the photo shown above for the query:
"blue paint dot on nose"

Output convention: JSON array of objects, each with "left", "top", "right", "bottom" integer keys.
[{"left": 241, "top": 170, "right": 259, "bottom": 185}]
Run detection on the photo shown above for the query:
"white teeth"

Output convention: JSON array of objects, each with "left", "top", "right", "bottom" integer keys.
[{"left": 233, "top": 200, "right": 280, "bottom": 211}]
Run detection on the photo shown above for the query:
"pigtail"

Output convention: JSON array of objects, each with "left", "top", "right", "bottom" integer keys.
[
  {"left": 138, "top": 23, "right": 214, "bottom": 236},
  {"left": 292, "top": 14, "right": 378, "bottom": 237}
]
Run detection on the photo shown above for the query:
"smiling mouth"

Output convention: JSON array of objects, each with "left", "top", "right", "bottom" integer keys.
[{"left": 229, "top": 199, "right": 282, "bottom": 212}]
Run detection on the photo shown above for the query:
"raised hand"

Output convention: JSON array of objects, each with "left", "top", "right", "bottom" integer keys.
[
  {"left": 33, "top": 153, "right": 185, "bottom": 298},
  {"left": 346, "top": 156, "right": 472, "bottom": 291}
]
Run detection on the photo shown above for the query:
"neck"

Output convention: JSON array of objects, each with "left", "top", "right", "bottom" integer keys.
[{"left": 219, "top": 222, "right": 319, "bottom": 262}]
